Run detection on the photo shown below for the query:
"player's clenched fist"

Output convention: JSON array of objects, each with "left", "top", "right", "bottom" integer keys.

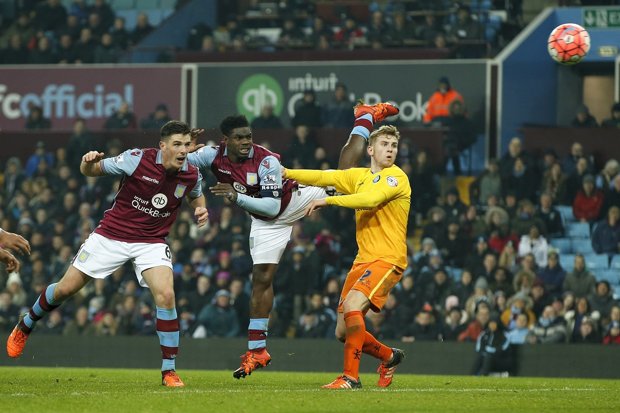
[
  {"left": 82, "top": 151, "right": 105, "bottom": 163},
  {"left": 0, "top": 229, "right": 30, "bottom": 255},
  {"left": 194, "top": 207, "right": 209, "bottom": 228},
  {"left": 0, "top": 248, "right": 20, "bottom": 272}
]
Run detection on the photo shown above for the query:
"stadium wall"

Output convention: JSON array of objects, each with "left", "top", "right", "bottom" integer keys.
[{"left": 2, "top": 336, "right": 618, "bottom": 379}]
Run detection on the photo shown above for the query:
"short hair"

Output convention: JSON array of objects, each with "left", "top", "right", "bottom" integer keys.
[
  {"left": 160, "top": 120, "right": 190, "bottom": 140},
  {"left": 368, "top": 125, "right": 400, "bottom": 146},
  {"left": 220, "top": 115, "right": 249, "bottom": 137}
]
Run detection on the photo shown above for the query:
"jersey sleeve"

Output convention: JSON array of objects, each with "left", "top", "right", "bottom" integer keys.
[
  {"left": 187, "top": 146, "right": 218, "bottom": 169},
  {"left": 100, "top": 148, "right": 143, "bottom": 176},
  {"left": 258, "top": 155, "right": 283, "bottom": 198},
  {"left": 188, "top": 171, "right": 203, "bottom": 198},
  {"left": 285, "top": 168, "right": 363, "bottom": 195},
  {"left": 326, "top": 169, "right": 407, "bottom": 209}
]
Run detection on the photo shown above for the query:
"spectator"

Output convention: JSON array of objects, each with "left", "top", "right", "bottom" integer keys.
[
  {"left": 384, "top": 11, "right": 415, "bottom": 46},
  {"left": 292, "top": 90, "right": 322, "bottom": 128},
  {"left": 3, "top": 157, "right": 26, "bottom": 199},
  {"left": 334, "top": 16, "right": 366, "bottom": 49},
  {"left": 448, "top": 5, "right": 484, "bottom": 58},
  {"left": 140, "top": 103, "right": 172, "bottom": 130},
  {"left": 25, "top": 141, "right": 54, "bottom": 178},
  {"left": 250, "top": 104, "right": 283, "bottom": 129},
  {"left": 130, "top": 13, "right": 154, "bottom": 45},
  {"left": 571, "top": 104, "right": 598, "bottom": 127},
  {"left": 499, "top": 137, "right": 534, "bottom": 182},
  {"left": 501, "top": 293, "right": 536, "bottom": 330},
  {"left": 322, "top": 82, "right": 355, "bottom": 128},
  {"left": 195, "top": 289, "right": 240, "bottom": 338},
  {"left": 1, "top": 34, "right": 29, "bottom": 64},
  {"left": 603, "top": 320, "right": 620, "bottom": 345},
  {"left": 74, "top": 27, "right": 96, "bottom": 63},
  {"left": 93, "top": 33, "right": 120, "bottom": 63},
  {"left": 59, "top": 13, "right": 82, "bottom": 41},
  {"left": 517, "top": 224, "right": 549, "bottom": 268},
  {"left": 536, "top": 192, "right": 564, "bottom": 238},
  {"left": 588, "top": 281, "right": 617, "bottom": 322},
  {"left": 110, "top": 16, "right": 130, "bottom": 49},
  {"left": 471, "top": 317, "right": 514, "bottom": 376},
  {"left": 0, "top": 291, "right": 19, "bottom": 333},
  {"left": 104, "top": 101, "right": 136, "bottom": 129},
  {"left": 564, "top": 156, "right": 590, "bottom": 204},
  {"left": 0, "top": 13, "right": 35, "bottom": 51},
  {"left": 66, "top": 118, "right": 97, "bottom": 170},
  {"left": 56, "top": 33, "right": 76, "bottom": 64},
  {"left": 402, "top": 306, "right": 441, "bottom": 342},
  {"left": 229, "top": 278, "right": 250, "bottom": 333},
  {"left": 25, "top": 106, "right": 51, "bottom": 130},
  {"left": 444, "top": 100, "right": 476, "bottom": 174},
  {"left": 541, "top": 163, "right": 567, "bottom": 205},
  {"left": 34, "top": 0, "right": 68, "bottom": 32},
  {"left": 601, "top": 102, "right": 620, "bottom": 128},
  {"left": 489, "top": 267, "right": 515, "bottom": 298},
  {"left": 596, "top": 159, "right": 619, "bottom": 192},
  {"left": 592, "top": 206, "right": 620, "bottom": 254},
  {"left": 89, "top": 0, "right": 115, "bottom": 31},
  {"left": 562, "top": 142, "right": 588, "bottom": 176},
  {"left": 474, "top": 159, "right": 502, "bottom": 206},
  {"left": 536, "top": 250, "right": 566, "bottom": 297},
  {"left": 602, "top": 174, "right": 620, "bottom": 217},
  {"left": 526, "top": 305, "right": 567, "bottom": 344},
  {"left": 511, "top": 200, "right": 546, "bottom": 237},
  {"left": 286, "top": 125, "right": 317, "bottom": 168},
  {"left": 573, "top": 174, "right": 604, "bottom": 223},
  {"left": 63, "top": 306, "right": 95, "bottom": 336},
  {"left": 572, "top": 316, "right": 600, "bottom": 344},
  {"left": 565, "top": 297, "right": 595, "bottom": 342},
  {"left": 506, "top": 313, "right": 531, "bottom": 345},
  {"left": 277, "top": 18, "right": 306, "bottom": 48},
  {"left": 416, "top": 14, "right": 444, "bottom": 45},
  {"left": 423, "top": 76, "right": 464, "bottom": 125},
  {"left": 459, "top": 301, "right": 491, "bottom": 342},
  {"left": 442, "top": 305, "right": 468, "bottom": 341},
  {"left": 410, "top": 150, "right": 439, "bottom": 217}
]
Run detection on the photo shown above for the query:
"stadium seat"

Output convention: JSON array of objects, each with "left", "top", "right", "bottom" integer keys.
[
  {"left": 110, "top": 0, "right": 136, "bottom": 10},
  {"left": 566, "top": 222, "right": 590, "bottom": 238},
  {"left": 144, "top": 9, "right": 163, "bottom": 26},
  {"left": 135, "top": 0, "right": 160, "bottom": 10},
  {"left": 571, "top": 239, "right": 595, "bottom": 255},
  {"left": 161, "top": 0, "right": 176, "bottom": 9},
  {"left": 610, "top": 255, "right": 620, "bottom": 270},
  {"left": 446, "top": 266, "right": 462, "bottom": 282},
  {"left": 551, "top": 238, "right": 572, "bottom": 254},
  {"left": 596, "top": 269, "right": 619, "bottom": 285},
  {"left": 583, "top": 254, "right": 609, "bottom": 270},
  {"left": 559, "top": 254, "right": 575, "bottom": 272},
  {"left": 614, "top": 285, "right": 620, "bottom": 300},
  {"left": 116, "top": 9, "right": 138, "bottom": 30},
  {"left": 556, "top": 205, "right": 575, "bottom": 223}
]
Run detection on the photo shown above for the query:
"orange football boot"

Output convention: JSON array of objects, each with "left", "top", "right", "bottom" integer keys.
[
  {"left": 233, "top": 348, "right": 272, "bottom": 379},
  {"left": 353, "top": 102, "right": 399, "bottom": 123},
  {"left": 6, "top": 325, "right": 29, "bottom": 358},
  {"left": 377, "top": 348, "right": 405, "bottom": 388},
  {"left": 162, "top": 370, "right": 185, "bottom": 387},
  {"left": 321, "top": 375, "right": 362, "bottom": 390}
]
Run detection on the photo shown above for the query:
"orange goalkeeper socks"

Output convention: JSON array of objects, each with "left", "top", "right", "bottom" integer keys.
[
  {"left": 362, "top": 331, "right": 393, "bottom": 362},
  {"left": 343, "top": 310, "right": 366, "bottom": 380}
]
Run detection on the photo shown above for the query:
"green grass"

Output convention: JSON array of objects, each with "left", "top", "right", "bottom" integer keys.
[{"left": 1, "top": 367, "right": 619, "bottom": 413}]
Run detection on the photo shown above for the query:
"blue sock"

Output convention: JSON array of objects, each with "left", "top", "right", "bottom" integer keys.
[
  {"left": 20, "top": 283, "right": 59, "bottom": 333},
  {"left": 156, "top": 306, "right": 179, "bottom": 372},
  {"left": 248, "top": 318, "right": 269, "bottom": 350}
]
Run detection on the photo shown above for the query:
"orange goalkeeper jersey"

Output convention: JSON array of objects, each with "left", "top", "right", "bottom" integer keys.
[{"left": 286, "top": 165, "right": 411, "bottom": 269}]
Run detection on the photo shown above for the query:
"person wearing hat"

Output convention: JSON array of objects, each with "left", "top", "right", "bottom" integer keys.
[
  {"left": 571, "top": 104, "right": 598, "bottom": 128},
  {"left": 195, "top": 289, "right": 240, "bottom": 338},
  {"left": 140, "top": 103, "right": 172, "bottom": 130},
  {"left": 573, "top": 173, "right": 604, "bottom": 223},
  {"left": 601, "top": 101, "right": 620, "bottom": 128},
  {"left": 423, "top": 76, "right": 464, "bottom": 125}
]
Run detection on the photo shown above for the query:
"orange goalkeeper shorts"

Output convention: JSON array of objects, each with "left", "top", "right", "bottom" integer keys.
[{"left": 338, "top": 260, "right": 404, "bottom": 313}]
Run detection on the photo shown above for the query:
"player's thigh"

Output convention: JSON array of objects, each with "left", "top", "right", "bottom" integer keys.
[
  {"left": 72, "top": 233, "right": 132, "bottom": 280},
  {"left": 337, "top": 263, "right": 367, "bottom": 313},
  {"left": 140, "top": 265, "right": 174, "bottom": 304},
  {"left": 249, "top": 218, "right": 292, "bottom": 264},
  {"left": 345, "top": 261, "right": 403, "bottom": 312},
  {"left": 55, "top": 265, "right": 92, "bottom": 298},
  {"left": 277, "top": 186, "right": 327, "bottom": 224},
  {"left": 132, "top": 242, "right": 173, "bottom": 288}
]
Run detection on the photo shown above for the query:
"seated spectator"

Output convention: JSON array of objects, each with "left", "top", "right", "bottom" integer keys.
[
  {"left": 603, "top": 320, "right": 620, "bottom": 345},
  {"left": 448, "top": 5, "right": 485, "bottom": 58},
  {"left": 572, "top": 316, "right": 600, "bottom": 344},
  {"left": 89, "top": 0, "right": 115, "bottom": 31},
  {"left": 110, "top": 16, "right": 130, "bottom": 49},
  {"left": 410, "top": 150, "right": 439, "bottom": 217},
  {"left": 104, "top": 101, "right": 136, "bottom": 129},
  {"left": 250, "top": 104, "right": 283, "bottom": 129},
  {"left": 588, "top": 281, "right": 617, "bottom": 322},
  {"left": 489, "top": 267, "right": 515, "bottom": 297},
  {"left": 596, "top": 159, "right": 619, "bottom": 192},
  {"left": 571, "top": 104, "right": 598, "bottom": 127},
  {"left": 423, "top": 76, "right": 464, "bottom": 126},
  {"left": 565, "top": 297, "right": 597, "bottom": 342},
  {"left": 277, "top": 18, "right": 306, "bottom": 48},
  {"left": 333, "top": 16, "right": 366, "bottom": 49},
  {"left": 416, "top": 14, "right": 444, "bottom": 45},
  {"left": 526, "top": 305, "right": 567, "bottom": 344},
  {"left": 536, "top": 192, "right": 564, "bottom": 237},
  {"left": 384, "top": 11, "right": 415, "bottom": 46},
  {"left": 506, "top": 313, "right": 530, "bottom": 345},
  {"left": 402, "top": 306, "right": 441, "bottom": 342},
  {"left": 517, "top": 224, "right": 549, "bottom": 268},
  {"left": 499, "top": 137, "right": 535, "bottom": 183},
  {"left": 573, "top": 174, "right": 604, "bottom": 223},
  {"left": 438, "top": 219, "right": 468, "bottom": 267},
  {"left": 602, "top": 174, "right": 620, "bottom": 217},
  {"left": 29, "top": 35, "right": 57, "bottom": 64},
  {"left": 473, "top": 159, "right": 502, "bottom": 206},
  {"left": 56, "top": 33, "right": 76, "bottom": 63},
  {"left": 195, "top": 289, "right": 239, "bottom": 338},
  {"left": 422, "top": 206, "right": 447, "bottom": 244},
  {"left": 2, "top": 34, "right": 29, "bottom": 64},
  {"left": 25, "top": 106, "right": 51, "bottom": 130},
  {"left": 62, "top": 306, "right": 96, "bottom": 336},
  {"left": 471, "top": 316, "right": 514, "bottom": 376},
  {"left": 459, "top": 301, "right": 491, "bottom": 342},
  {"left": 443, "top": 187, "right": 466, "bottom": 220},
  {"left": 35, "top": 0, "right": 68, "bottom": 32},
  {"left": 601, "top": 102, "right": 620, "bottom": 128},
  {"left": 536, "top": 250, "right": 566, "bottom": 297},
  {"left": 564, "top": 156, "right": 590, "bottom": 204},
  {"left": 504, "top": 157, "right": 537, "bottom": 202},
  {"left": 423, "top": 269, "right": 454, "bottom": 312},
  {"left": 140, "top": 103, "right": 172, "bottom": 130},
  {"left": 25, "top": 140, "right": 55, "bottom": 178},
  {"left": 592, "top": 206, "right": 620, "bottom": 254},
  {"left": 93, "top": 32, "right": 120, "bottom": 63},
  {"left": 562, "top": 142, "right": 588, "bottom": 176},
  {"left": 442, "top": 305, "right": 468, "bottom": 341},
  {"left": 502, "top": 293, "right": 536, "bottom": 330},
  {"left": 322, "top": 82, "right": 355, "bottom": 128},
  {"left": 74, "top": 27, "right": 97, "bottom": 63},
  {"left": 292, "top": 90, "right": 322, "bottom": 128},
  {"left": 130, "top": 13, "right": 153, "bottom": 45}
]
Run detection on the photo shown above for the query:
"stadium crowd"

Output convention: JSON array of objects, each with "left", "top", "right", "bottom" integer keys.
[
  {"left": 0, "top": 0, "right": 525, "bottom": 64},
  {"left": 0, "top": 106, "right": 619, "bottom": 348}
]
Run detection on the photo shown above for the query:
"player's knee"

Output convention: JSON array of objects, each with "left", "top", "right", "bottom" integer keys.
[
  {"left": 252, "top": 267, "right": 274, "bottom": 288},
  {"left": 157, "top": 289, "right": 176, "bottom": 307},
  {"left": 335, "top": 328, "right": 346, "bottom": 342}
]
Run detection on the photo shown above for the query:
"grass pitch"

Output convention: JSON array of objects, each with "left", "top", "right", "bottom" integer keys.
[{"left": 2, "top": 367, "right": 619, "bottom": 413}]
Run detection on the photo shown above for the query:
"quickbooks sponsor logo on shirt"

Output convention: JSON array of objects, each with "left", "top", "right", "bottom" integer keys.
[
  {"left": 236, "top": 74, "right": 283, "bottom": 120},
  {"left": 131, "top": 195, "right": 171, "bottom": 218}
]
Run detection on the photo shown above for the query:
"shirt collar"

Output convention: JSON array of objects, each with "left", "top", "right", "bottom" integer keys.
[{"left": 156, "top": 150, "right": 188, "bottom": 171}]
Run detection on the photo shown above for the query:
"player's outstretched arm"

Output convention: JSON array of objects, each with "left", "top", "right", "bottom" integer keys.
[
  {"left": 0, "top": 229, "right": 30, "bottom": 255},
  {"left": 189, "top": 195, "right": 209, "bottom": 228},
  {"left": 80, "top": 151, "right": 106, "bottom": 177},
  {"left": 0, "top": 248, "right": 20, "bottom": 272}
]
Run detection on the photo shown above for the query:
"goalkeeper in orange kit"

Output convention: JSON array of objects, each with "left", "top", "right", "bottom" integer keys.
[{"left": 283, "top": 103, "right": 410, "bottom": 389}]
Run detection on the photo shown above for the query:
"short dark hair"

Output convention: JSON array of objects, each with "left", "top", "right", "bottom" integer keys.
[
  {"left": 220, "top": 115, "right": 249, "bottom": 137},
  {"left": 160, "top": 120, "right": 190, "bottom": 140}
]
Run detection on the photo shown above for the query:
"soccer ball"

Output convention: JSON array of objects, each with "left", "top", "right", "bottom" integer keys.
[{"left": 548, "top": 23, "right": 590, "bottom": 65}]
